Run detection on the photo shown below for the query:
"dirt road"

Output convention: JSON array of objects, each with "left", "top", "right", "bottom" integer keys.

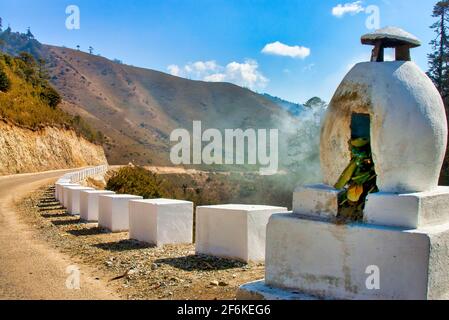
[{"left": 0, "top": 169, "right": 119, "bottom": 300}]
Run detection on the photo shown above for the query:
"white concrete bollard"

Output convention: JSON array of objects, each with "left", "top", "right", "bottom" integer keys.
[
  {"left": 129, "top": 199, "right": 193, "bottom": 246},
  {"left": 55, "top": 180, "right": 72, "bottom": 203},
  {"left": 98, "top": 194, "right": 143, "bottom": 232},
  {"left": 195, "top": 204, "right": 287, "bottom": 262},
  {"left": 55, "top": 180, "right": 71, "bottom": 199},
  {"left": 66, "top": 186, "right": 95, "bottom": 215},
  {"left": 80, "top": 190, "right": 116, "bottom": 222},
  {"left": 62, "top": 184, "right": 81, "bottom": 207}
]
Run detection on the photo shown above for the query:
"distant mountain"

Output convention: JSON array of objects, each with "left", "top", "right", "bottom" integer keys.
[
  {"left": 1, "top": 28, "right": 294, "bottom": 166},
  {"left": 262, "top": 94, "right": 306, "bottom": 116}
]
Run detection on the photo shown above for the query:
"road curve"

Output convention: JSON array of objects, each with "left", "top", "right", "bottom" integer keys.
[{"left": 0, "top": 169, "right": 119, "bottom": 300}]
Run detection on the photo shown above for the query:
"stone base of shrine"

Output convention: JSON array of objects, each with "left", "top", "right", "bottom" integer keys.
[{"left": 237, "top": 212, "right": 449, "bottom": 300}]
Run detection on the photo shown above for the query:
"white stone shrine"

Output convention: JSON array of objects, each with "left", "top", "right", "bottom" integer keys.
[{"left": 238, "top": 27, "right": 449, "bottom": 300}]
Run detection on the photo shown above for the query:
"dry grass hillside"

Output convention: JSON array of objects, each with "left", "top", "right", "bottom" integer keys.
[
  {"left": 41, "top": 46, "right": 292, "bottom": 165},
  {"left": 0, "top": 51, "right": 107, "bottom": 175}
]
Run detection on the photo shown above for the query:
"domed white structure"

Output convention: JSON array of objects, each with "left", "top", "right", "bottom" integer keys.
[
  {"left": 238, "top": 28, "right": 449, "bottom": 300},
  {"left": 321, "top": 27, "right": 447, "bottom": 193}
]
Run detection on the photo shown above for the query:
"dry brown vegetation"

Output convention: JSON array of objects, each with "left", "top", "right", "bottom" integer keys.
[
  {"left": 41, "top": 45, "right": 292, "bottom": 166},
  {"left": 0, "top": 52, "right": 103, "bottom": 144},
  {"left": 106, "top": 166, "right": 293, "bottom": 209}
]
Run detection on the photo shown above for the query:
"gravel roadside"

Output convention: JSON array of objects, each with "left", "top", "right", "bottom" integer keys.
[{"left": 16, "top": 185, "right": 265, "bottom": 300}]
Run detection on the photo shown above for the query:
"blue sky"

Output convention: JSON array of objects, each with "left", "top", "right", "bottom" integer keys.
[{"left": 0, "top": 0, "right": 435, "bottom": 103}]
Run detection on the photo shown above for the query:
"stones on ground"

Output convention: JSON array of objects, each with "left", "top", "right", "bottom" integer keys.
[
  {"left": 127, "top": 268, "right": 137, "bottom": 276},
  {"left": 21, "top": 186, "right": 265, "bottom": 299},
  {"left": 210, "top": 280, "right": 219, "bottom": 286}
]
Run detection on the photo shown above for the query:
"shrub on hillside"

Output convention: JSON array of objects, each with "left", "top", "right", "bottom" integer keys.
[
  {"left": 0, "top": 68, "right": 10, "bottom": 92},
  {"left": 106, "top": 166, "right": 168, "bottom": 199},
  {"left": 40, "top": 85, "right": 61, "bottom": 108},
  {"left": 0, "top": 52, "right": 104, "bottom": 144},
  {"left": 105, "top": 166, "right": 294, "bottom": 209}
]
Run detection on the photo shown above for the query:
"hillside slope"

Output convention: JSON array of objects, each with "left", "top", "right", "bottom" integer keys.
[
  {"left": 1, "top": 29, "right": 296, "bottom": 167},
  {"left": 41, "top": 46, "right": 292, "bottom": 165},
  {"left": 0, "top": 121, "right": 106, "bottom": 175},
  {"left": 0, "top": 50, "right": 107, "bottom": 175}
]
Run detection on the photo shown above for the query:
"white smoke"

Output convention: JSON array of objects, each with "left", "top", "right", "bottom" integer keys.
[{"left": 275, "top": 100, "right": 327, "bottom": 185}]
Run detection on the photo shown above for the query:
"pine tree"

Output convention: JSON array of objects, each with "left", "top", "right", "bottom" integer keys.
[
  {"left": 429, "top": 1, "right": 449, "bottom": 184},
  {"left": 26, "top": 27, "right": 34, "bottom": 39},
  {"left": 428, "top": 1, "right": 449, "bottom": 104},
  {"left": 88, "top": 46, "right": 93, "bottom": 54},
  {"left": 0, "top": 17, "right": 3, "bottom": 32}
]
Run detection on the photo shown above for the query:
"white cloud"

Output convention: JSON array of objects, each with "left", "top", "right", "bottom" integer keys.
[
  {"left": 261, "top": 41, "right": 311, "bottom": 59},
  {"left": 203, "top": 73, "right": 227, "bottom": 82},
  {"left": 332, "top": 1, "right": 365, "bottom": 18},
  {"left": 167, "top": 64, "right": 181, "bottom": 76},
  {"left": 167, "top": 59, "right": 268, "bottom": 90}
]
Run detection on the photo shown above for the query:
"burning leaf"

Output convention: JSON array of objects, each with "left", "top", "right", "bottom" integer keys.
[
  {"left": 334, "top": 159, "right": 357, "bottom": 190},
  {"left": 347, "top": 184, "right": 364, "bottom": 202},
  {"left": 351, "top": 138, "right": 369, "bottom": 148},
  {"left": 335, "top": 138, "right": 379, "bottom": 222}
]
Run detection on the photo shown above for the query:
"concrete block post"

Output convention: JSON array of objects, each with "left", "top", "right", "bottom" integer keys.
[
  {"left": 129, "top": 199, "right": 194, "bottom": 246},
  {"left": 98, "top": 194, "right": 143, "bottom": 232},
  {"left": 62, "top": 184, "right": 80, "bottom": 207},
  {"left": 66, "top": 186, "right": 95, "bottom": 215},
  {"left": 195, "top": 204, "right": 287, "bottom": 262},
  {"left": 80, "top": 190, "right": 116, "bottom": 222}
]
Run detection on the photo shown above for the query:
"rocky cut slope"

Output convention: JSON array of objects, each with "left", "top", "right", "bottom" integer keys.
[
  {"left": 0, "top": 120, "right": 106, "bottom": 175},
  {"left": 0, "top": 46, "right": 107, "bottom": 175}
]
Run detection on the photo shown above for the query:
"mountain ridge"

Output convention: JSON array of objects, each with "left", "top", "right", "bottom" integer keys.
[{"left": 1, "top": 28, "right": 299, "bottom": 167}]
